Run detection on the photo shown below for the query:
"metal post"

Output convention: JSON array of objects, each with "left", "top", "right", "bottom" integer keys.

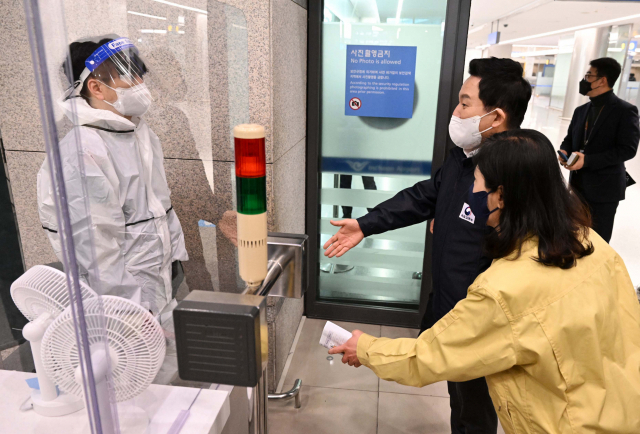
[
  {"left": 260, "top": 367, "right": 268, "bottom": 434},
  {"left": 332, "top": 174, "right": 339, "bottom": 218},
  {"left": 248, "top": 384, "right": 257, "bottom": 434},
  {"left": 248, "top": 366, "right": 268, "bottom": 434}
]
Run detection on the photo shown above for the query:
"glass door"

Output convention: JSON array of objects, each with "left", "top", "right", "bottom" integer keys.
[{"left": 306, "top": 0, "right": 472, "bottom": 327}]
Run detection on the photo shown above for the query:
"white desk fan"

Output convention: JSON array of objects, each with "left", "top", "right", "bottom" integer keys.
[
  {"left": 41, "top": 295, "right": 166, "bottom": 433},
  {"left": 10, "top": 264, "right": 97, "bottom": 416}
]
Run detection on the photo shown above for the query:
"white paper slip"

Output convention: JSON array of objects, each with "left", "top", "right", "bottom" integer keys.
[{"left": 319, "top": 321, "right": 353, "bottom": 350}]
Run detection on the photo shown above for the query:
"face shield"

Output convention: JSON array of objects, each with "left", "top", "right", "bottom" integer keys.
[{"left": 67, "top": 37, "right": 152, "bottom": 116}]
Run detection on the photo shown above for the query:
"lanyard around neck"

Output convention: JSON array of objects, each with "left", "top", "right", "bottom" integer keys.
[{"left": 583, "top": 105, "right": 605, "bottom": 150}]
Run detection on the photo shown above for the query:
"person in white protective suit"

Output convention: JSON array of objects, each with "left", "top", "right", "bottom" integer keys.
[{"left": 37, "top": 37, "right": 188, "bottom": 314}]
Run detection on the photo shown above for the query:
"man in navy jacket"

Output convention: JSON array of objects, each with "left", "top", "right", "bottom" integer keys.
[
  {"left": 324, "top": 58, "right": 532, "bottom": 434},
  {"left": 559, "top": 57, "right": 639, "bottom": 243}
]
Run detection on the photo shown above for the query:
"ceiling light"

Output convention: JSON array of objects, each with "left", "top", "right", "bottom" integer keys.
[
  {"left": 513, "top": 44, "right": 557, "bottom": 48},
  {"left": 152, "top": 0, "right": 207, "bottom": 14},
  {"left": 511, "top": 49, "right": 561, "bottom": 57},
  {"left": 128, "top": 11, "right": 166, "bottom": 20},
  {"left": 500, "top": 13, "right": 640, "bottom": 45}
]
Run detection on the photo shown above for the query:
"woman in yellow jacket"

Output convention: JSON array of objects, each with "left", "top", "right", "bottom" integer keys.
[{"left": 330, "top": 129, "right": 640, "bottom": 433}]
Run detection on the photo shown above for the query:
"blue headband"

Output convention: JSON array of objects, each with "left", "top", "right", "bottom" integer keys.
[{"left": 84, "top": 37, "right": 136, "bottom": 72}]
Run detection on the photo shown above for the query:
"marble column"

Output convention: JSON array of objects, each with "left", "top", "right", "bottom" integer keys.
[{"left": 562, "top": 27, "right": 610, "bottom": 119}]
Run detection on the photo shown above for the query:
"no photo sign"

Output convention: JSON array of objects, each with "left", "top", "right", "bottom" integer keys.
[{"left": 344, "top": 44, "right": 417, "bottom": 119}]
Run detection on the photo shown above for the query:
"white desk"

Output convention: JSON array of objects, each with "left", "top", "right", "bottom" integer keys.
[{"left": 0, "top": 370, "right": 231, "bottom": 434}]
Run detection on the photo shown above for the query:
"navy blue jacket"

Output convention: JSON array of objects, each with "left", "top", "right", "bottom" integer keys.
[
  {"left": 357, "top": 147, "right": 492, "bottom": 323},
  {"left": 560, "top": 92, "right": 639, "bottom": 203}
]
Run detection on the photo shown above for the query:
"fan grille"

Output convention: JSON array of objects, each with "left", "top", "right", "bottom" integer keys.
[
  {"left": 41, "top": 296, "right": 166, "bottom": 402},
  {"left": 10, "top": 265, "right": 97, "bottom": 320}
]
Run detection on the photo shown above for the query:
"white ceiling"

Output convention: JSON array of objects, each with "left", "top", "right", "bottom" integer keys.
[
  {"left": 469, "top": 0, "right": 546, "bottom": 29},
  {"left": 326, "top": 1, "right": 640, "bottom": 49},
  {"left": 467, "top": 0, "right": 640, "bottom": 48}
]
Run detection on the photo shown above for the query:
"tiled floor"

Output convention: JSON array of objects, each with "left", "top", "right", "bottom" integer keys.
[
  {"left": 0, "top": 342, "right": 34, "bottom": 372},
  {"left": 269, "top": 318, "right": 505, "bottom": 434}
]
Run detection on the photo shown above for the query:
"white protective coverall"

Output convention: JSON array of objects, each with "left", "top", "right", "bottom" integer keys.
[{"left": 37, "top": 97, "right": 188, "bottom": 314}]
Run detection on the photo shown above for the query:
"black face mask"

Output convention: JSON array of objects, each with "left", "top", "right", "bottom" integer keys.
[
  {"left": 579, "top": 79, "right": 594, "bottom": 96},
  {"left": 467, "top": 184, "right": 499, "bottom": 223}
]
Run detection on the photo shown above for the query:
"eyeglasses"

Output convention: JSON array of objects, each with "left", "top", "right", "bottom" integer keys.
[{"left": 584, "top": 73, "right": 602, "bottom": 81}]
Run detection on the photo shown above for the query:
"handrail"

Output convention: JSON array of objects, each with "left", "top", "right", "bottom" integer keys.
[
  {"left": 268, "top": 379, "right": 302, "bottom": 409},
  {"left": 243, "top": 247, "right": 296, "bottom": 296}
]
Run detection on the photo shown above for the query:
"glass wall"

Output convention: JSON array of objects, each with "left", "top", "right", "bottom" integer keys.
[
  {"left": 0, "top": 0, "right": 249, "bottom": 431},
  {"left": 550, "top": 35, "right": 575, "bottom": 110},
  {"left": 318, "top": 0, "right": 448, "bottom": 309},
  {"left": 609, "top": 24, "right": 635, "bottom": 101}
]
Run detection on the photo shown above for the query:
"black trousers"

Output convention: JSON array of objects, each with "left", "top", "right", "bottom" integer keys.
[
  {"left": 447, "top": 379, "right": 498, "bottom": 434},
  {"left": 171, "top": 260, "right": 184, "bottom": 299},
  {"left": 586, "top": 200, "right": 619, "bottom": 243},
  {"left": 421, "top": 296, "right": 498, "bottom": 434},
  {"left": 339, "top": 175, "right": 377, "bottom": 218}
]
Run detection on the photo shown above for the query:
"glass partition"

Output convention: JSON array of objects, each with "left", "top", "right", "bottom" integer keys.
[
  {"left": 1, "top": 0, "right": 249, "bottom": 431},
  {"left": 318, "top": 0, "right": 448, "bottom": 309}
]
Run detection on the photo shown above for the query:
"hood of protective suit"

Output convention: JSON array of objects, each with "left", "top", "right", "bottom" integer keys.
[
  {"left": 38, "top": 96, "right": 188, "bottom": 314},
  {"left": 59, "top": 96, "right": 137, "bottom": 130}
]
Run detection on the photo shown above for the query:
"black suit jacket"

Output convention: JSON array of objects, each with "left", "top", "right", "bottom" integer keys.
[
  {"left": 560, "top": 93, "right": 640, "bottom": 202},
  {"left": 357, "top": 148, "right": 493, "bottom": 322}
]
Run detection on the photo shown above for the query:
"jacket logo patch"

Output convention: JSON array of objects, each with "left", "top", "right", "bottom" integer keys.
[{"left": 459, "top": 203, "right": 475, "bottom": 224}]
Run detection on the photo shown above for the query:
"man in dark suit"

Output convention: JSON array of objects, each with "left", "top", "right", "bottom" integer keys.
[
  {"left": 559, "top": 57, "right": 640, "bottom": 243},
  {"left": 324, "top": 58, "right": 532, "bottom": 434}
]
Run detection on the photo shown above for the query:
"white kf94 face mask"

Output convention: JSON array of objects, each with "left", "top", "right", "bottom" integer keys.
[
  {"left": 448, "top": 109, "right": 498, "bottom": 150},
  {"left": 101, "top": 82, "right": 153, "bottom": 117}
]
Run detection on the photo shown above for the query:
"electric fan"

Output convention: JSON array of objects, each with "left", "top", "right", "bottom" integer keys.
[
  {"left": 10, "top": 264, "right": 97, "bottom": 416},
  {"left": 41, "top": 295, "right": 166, "bottom": 433}
]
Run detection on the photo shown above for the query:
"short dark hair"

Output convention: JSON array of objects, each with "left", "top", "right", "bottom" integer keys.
[
  {"left": 64, "top": 39, "right": 114, "bottom": 102},
  {"left": 468, "top": 57, "right": 532, "bottom": 129},
  {"left": 590, "top": 57, "right": 621, "bottom": 88},
  {"left": 476, "top": 129, "right": 594, "bottom": 269}
]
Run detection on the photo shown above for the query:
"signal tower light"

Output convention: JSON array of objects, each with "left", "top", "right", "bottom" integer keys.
[{"left": 234, "top": 124, "right": 268, "bottom": 288}]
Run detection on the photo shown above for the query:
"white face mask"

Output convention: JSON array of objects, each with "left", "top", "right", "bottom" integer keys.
[
  {"left": 448, "top": 109, "right": 498, "bottom": 150},
  {"left": 101, "top": 82, "right": 152, "bottom": 116}
]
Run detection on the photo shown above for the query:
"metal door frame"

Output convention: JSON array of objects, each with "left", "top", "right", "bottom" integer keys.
[{"left": 305, "top": 0, "right": 472, "bottom": 328}]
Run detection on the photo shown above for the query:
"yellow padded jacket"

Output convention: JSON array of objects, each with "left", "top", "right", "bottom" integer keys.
[{"left": 357, "top": 231, "right": 640, "bottom": 433}]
